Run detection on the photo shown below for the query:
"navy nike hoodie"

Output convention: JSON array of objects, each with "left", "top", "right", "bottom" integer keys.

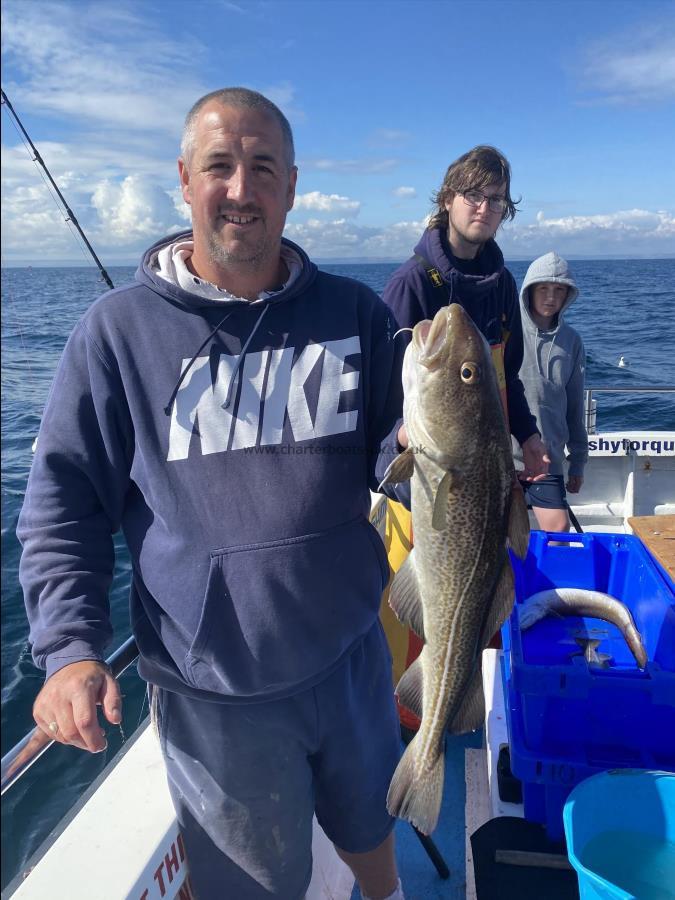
[{"left": 18, "top": 233, "right": 404, "bottom": 702}]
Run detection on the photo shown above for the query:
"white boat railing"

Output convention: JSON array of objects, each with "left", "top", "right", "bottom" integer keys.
[
  {"left": 584, "top": 385, "right": 675, "bottom": 433},
  {"left": 1, "top": 636, "right": 139, "bottom": 795}
]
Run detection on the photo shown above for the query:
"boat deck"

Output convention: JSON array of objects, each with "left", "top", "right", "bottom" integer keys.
[
  {"left": 349, "top": 730, "right": 484, "bottom": 900},
  {"left": 627, "top": 513, "right": 675, "bottom": 580}
]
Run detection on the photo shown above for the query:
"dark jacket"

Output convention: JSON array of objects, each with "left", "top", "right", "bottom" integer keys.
[
  {"left": 18, "top": 233, "right": 404, "bottom": 703},
  {"left": 382, "top": 227, "right": 538, "bottom": 445}
]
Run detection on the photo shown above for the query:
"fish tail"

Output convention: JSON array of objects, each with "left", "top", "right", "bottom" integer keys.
[
  {"left": 386, "top": 736, "right": 444, "bottom": 835},
  {"left": 624, "top": 623, "right": 648, "bottom": 669}
]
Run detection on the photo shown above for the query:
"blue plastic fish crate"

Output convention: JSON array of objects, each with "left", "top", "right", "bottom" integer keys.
[{"left": 501, "top": 530, "right": 675, "bottom": 840}]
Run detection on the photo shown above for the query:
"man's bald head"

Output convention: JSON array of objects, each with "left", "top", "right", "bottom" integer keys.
[{"left": 181, "top": 87, "right": 295, "bottom": 170}]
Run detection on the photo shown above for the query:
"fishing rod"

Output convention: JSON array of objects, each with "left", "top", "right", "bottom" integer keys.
[{"left": 1, "top": 87, "right": 114, "bottom": 290}]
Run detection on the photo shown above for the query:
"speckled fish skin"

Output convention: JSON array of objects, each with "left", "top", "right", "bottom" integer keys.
[{"left": 383, "top": 303, "right": 529, "bottom": 835}]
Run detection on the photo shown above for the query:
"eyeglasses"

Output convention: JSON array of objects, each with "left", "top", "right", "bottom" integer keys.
[{"left": 462, "top": 190, "right": 507, "bottom": 214}]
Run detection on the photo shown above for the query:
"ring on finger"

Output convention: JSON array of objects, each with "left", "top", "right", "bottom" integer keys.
[{"left": 48, "top": 721, "right": 59, "bottom": 736}]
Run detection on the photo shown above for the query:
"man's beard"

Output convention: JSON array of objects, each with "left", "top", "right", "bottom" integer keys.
[{"left": 207, "top": 218, "right": 272, "bottom": 272}]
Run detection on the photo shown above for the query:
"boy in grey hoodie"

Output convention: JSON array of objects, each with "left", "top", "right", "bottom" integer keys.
[{"left": 515, "top": 252, "right": 588, "bottom": 532}]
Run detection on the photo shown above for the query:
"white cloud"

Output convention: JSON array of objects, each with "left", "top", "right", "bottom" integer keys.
[
  {"left": 1, "top": 2, "right": 204, "bottom": 138},
  {"left": 500, "top": 209, "right": 675, "bottom": 257},
  {"left": 283, "top": 218, "right": 426, "bottom": 260},
  {"left": 2, "top": 138, "right": 176, "bottom": 188},
  {"left": 1, "top": 193, "right": 84, "bottom": 260},
  {"left": 169, "top": 188, "right": 192, "bottom": 224},
  {"left": 1, "top": 137, "right": 187, "bottom": 256},
  {"left": 91, "top": 176, "right": 188, "bottom": 244},
  {"left": 533, "top": 208, "right": 674, "bottom": 234},
  {"left": 1, "top": 162, "right": 188, "bottom": 259},
  {"left": 301, "top": 158, "right": 400, "bottom": 174},
  {"left": 368, "top": 129, "right": 411, "bottom": 147},
  {"left": 282, "top": 207, "right": 675, "bottom": 261},
  {"left": 283, "top": 219, "right": 372, "bottom": 255},
  {"left": 0, "top": 0, "right": 303, "bottom": 261},
  {"left": 359, "top": 221, "right": 428, "bottom": 257},
  {"left": 2, "top": 2, "right": 305, "bottom": 139},
  {"left": 292, "top": 192, "right": 360, "bottom": 215},
  {"left": 4, "top": 184, "right": 672, "bottom": 262},
  {"left": 218, "top": 1, "right": 247, "bottom": 13},
  {"left": 3, "top": 110, "right": 672, "bottom": 263},
  {"left": 393, "top": 186, "right": 417, "bottom": 198},
  {"left": 578, "top": 23, "right": 675, "bottom": 104}
]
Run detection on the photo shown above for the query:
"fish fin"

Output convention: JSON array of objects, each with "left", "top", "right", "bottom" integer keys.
[
  {"left": 378, "top": 447, "right": 415, "bottom": 488},
  {"left": 507, "top": 481, "right": 530, "bottom": 559},
  {"left": 395, "top": 656, "right": 424, "bottom": 719},
  {"left": 573, "top": 637, "right": 612, "bottom": 668},
  {"left": 479, "top": 555, "right": 515, "bottom": 650},
  {"left": 389, "top": 552, "right": 426, "bottom": 640},
  {"left": 576, "top": 637, "right": 600, "bottom": 661},
  {"left": 386, "top": 734, "right": 444, "bottom": 835},
  {"left": 448, "top": 667, "right": 485, "bottom": 734},
  {"left": 431, "top": 470, "right": 453, "bottom": 531}
]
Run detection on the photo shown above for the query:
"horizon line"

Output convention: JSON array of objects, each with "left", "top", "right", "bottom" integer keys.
[{"left": 3, "top": 253, "right": 675, "bottom": 269}]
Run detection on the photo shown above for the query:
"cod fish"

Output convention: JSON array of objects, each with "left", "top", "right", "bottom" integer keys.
[
  {"left": 380, "top": 303, "right": 530, "bottom": 835},
  {"left": 519, "top": 588, "right": 648, "bottom": 669}
]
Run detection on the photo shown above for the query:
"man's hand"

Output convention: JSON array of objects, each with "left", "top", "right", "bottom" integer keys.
[
  {"left": 397, "top": 424, "right": 408, "bottom": 449},
  {"left": 33, "top": 660, "right": 122, "bottom": 753},
  {"left": 520, "top": 434, "right": 550, "bottom": 482},
  {"left": 566, "top": 474, "right": 584, "bottom": 494}
]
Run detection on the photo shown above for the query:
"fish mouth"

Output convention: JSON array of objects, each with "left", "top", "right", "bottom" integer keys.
[
  {"left": 413, "top": 308, "right": 450, "bottom": 368},
  {"left": 413, "top": 304, "right": 478, "bottom": 368}
]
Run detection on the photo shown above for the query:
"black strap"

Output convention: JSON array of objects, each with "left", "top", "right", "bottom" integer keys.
[
  {"left": 413, "top": 253, "right": 451, "bottom": 299},
  {"left": 414, "top": 253, "right": 509, "bottom": 347}
]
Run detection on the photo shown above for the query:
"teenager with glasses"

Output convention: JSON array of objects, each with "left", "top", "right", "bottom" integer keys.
[{"left": 381, "top": 145, "right": 549, "bottom": 484}]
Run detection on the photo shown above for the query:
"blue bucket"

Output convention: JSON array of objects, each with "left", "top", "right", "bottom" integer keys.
[{"left": 563, "top": 770, "right": 675, "bottom": 899}]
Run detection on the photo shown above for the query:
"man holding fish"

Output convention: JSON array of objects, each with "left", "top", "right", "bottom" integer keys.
[{"left": 18, "top": 88, "right": 407, "bottom": 900}]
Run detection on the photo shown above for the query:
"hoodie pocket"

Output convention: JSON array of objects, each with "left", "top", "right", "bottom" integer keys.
[{"left": 185, "top": 516, "right": 388, "bottom": 697}]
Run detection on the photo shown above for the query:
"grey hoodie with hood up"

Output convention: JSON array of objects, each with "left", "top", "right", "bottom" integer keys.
[{"left": 514, "top": 252, "right": 588, "bottom": 477}]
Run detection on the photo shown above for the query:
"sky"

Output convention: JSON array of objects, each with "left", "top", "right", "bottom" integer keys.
[{"left": 1, "top": 0, "right": 674, "bottom": 264}]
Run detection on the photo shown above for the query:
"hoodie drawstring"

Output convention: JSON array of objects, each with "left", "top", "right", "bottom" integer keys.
[
  {"left": 545, "top": 333, "right": 557, "bottom": 381},
  {"left": 222, "top": 304, "right": 269, "bottom": 410},
  {"left": 534, "top": 326, "right": 558, "bottom": 381},
  {"left": 533, "top": 326, "right": 543, "bottom": 379},
  {"left": 163, "top": 304, "right": 270, "bottom": 416}
]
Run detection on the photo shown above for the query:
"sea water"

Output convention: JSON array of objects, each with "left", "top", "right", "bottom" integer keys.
[
  {"left": 2, "top": 258, "right": 675, "bottom": 888},
  {"left": 581, "top": 829, "right": 675, "bottom": 899}
]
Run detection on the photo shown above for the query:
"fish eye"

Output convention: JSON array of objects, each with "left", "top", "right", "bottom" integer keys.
[{"left": 460, "top": 362, "right": 480, "bottom": 383}]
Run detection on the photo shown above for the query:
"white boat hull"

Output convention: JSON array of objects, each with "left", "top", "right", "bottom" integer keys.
[
  {"left": 558, "top": 430, "right": 674, "bottom": 530},
  {"left": 9, "top": 722, "right": 355, "bottom": 900}
]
